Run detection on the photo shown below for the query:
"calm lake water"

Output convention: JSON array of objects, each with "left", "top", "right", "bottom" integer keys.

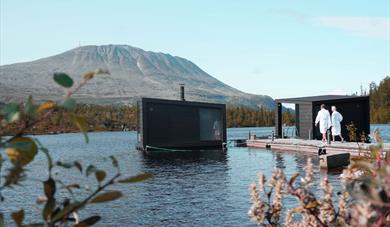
[{"left": 1, "top": 125, "right": 389, "bottom": 226}]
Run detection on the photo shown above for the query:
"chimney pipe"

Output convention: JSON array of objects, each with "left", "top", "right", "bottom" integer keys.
[{"left": 180, "top": 84, "right": 185, "bottom": 101}]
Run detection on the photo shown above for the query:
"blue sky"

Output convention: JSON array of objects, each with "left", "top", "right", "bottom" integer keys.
[{"left": 1, "top": 0, "right": 389, "bottom": 99}]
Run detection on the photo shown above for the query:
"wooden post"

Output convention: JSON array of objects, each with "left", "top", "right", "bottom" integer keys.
[
  {"left": 295, "top": 104, "right": 300, "bottom": 137},
  {"left": 276, "top": 102, "right": 282, "bottom": 138}
]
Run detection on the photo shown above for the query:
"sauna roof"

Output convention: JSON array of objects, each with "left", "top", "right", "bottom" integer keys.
[{"left": 275, "top": 95, "right": 368, "bottom": 104}]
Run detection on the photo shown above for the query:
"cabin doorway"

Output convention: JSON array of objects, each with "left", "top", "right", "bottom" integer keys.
[{"left": 276, "top": 103, "right": 297, "bottom": 138}]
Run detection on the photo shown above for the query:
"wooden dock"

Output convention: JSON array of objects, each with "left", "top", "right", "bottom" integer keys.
[{"left": 247, "top": 138, "right": 390, "bottom": 157}]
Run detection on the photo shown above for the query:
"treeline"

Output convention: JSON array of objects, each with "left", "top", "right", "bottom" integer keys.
[
  {"left": 0, "top": 104, "right": 138, "bottom": 135},
  {"left": 370, "top": 76, "right": 390, "bottom": 124},
  {"left": 1, "top": 103, "right": 297, "bottom": 135},
  {"left": 226, "top": 106, "right": 295, "bottom": 128},
  {"left": 5, "top": 77, "right": 389, "bottom": 135}
]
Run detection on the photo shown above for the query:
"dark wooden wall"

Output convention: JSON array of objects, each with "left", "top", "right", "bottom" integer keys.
[
  {"left": 298, "top": 103, "right": 313, "bottom": 139},
  {"left": 139, "top": 98, "right": 227, "bottom": 149},
  {"left": 312, "top": 98, "right": 370, "bottom": 141}
]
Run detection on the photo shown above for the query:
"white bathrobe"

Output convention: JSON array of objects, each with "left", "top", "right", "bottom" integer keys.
[
  {"left": 331, "top": 111, "right": 343, "bottom": 136},
  {"left": 315, "top": 109, "right": 331, "bottom": 134}
]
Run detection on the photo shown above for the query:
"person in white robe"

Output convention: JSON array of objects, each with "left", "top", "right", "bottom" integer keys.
[
  {"left": 315, "top": 104, "right": 331, "bottom": 142},
  {"left": 331, "top": 106, "right": 344, "bottom": 142},
  {"left": 213, "top": 120, "right": 221, "bottom": 140}
]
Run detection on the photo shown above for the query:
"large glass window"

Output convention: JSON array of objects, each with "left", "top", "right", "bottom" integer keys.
[{"left": 199, "top": 108, "right": 222, "bottom": 141}]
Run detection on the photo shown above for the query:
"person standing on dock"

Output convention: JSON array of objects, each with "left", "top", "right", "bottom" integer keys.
[
  {"left": 331, "top": 106, "right": 344, "bottom": 142},
  {"left": 315, "top": 104, "right": 331, "bottom": 142}
]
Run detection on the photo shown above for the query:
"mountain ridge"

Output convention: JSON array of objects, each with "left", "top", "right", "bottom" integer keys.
[{"left": 0, "top": 44, "right": 275, "bottom": 108}]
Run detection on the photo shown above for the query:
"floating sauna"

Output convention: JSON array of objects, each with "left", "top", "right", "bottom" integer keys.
[
  {"left": 275, "top": 95, "right": 370, "bottom": 141},
  {"left": 136, "top": 87, "right": 227, "bottom": 151},
  {"left": 249, "top": 95, "right": 371, "bottom": 169}
]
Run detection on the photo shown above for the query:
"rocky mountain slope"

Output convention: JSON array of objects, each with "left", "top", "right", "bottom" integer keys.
[{"left": 0, "top": 45, "right": 275, "bottom": 108}]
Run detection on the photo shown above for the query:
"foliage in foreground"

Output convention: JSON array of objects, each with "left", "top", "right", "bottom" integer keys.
[
  {"left": 249, "top": 129, "right": 390, "bottom": 226},
  {"left": 0, "top": 70, "right": 152, "bottom": 226}
]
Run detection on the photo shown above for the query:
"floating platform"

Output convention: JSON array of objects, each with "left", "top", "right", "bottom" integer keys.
[
  {"left": 247, "top": 138, "right": 390, "bottom": 169},
  {"left": 247, "top": 138, "right": 390, "bottom": 157}
]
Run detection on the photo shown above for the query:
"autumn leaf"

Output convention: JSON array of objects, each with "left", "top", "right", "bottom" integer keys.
[
  {"left": 118, "top": 173, "right": 153, "bottom": 184},
  {"left": 37, "top": 100, "right": 56, "bottom": 112},
  {"left": 11, "top": 209, "right": 24, "bottom": 227},
  {"left": 95, "top": 170, "right": 106, "bottom": 183},
  {"left": 83, "top": 71, "right": 94, "bottom": 81},
  {"left": 90, "top": 191, "right": 122, "bottom": 203},
  {"left": 74, "top": 216, "right": 101, "bottom": 227},
  {"left": 6, "top": 137, "right": 38, "bottom": 166}
]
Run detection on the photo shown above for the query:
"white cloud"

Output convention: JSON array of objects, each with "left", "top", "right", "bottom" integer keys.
[
  {"left": 315, "top": 16, "right": 390, "bottom": 39},
  {"left": 271, "top": 9, "right": 390, "bottom": 39}
]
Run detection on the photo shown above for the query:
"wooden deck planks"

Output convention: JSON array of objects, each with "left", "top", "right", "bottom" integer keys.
[{"left": 247, "top": 138, "right": 390, "bottom": 157}]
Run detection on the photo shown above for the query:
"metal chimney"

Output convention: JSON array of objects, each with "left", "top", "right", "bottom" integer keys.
[{"left": 180, "top": 83, "right": 185, "bottom": 101}]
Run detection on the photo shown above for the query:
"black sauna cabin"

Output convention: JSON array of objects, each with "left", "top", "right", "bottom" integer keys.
[
  {"left": 275, "top": 95, "right": 370, "bottom": 141},
  {"left": 136, "top": 97, "right": 227, "bottom": 151}
]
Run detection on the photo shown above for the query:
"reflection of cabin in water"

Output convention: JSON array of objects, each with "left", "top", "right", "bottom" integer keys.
[
  {"left": 275, "top": 95, "right": 370, "bottom": 141},
  {"left": 136, "top": 97, "right": 227, "bottom": 151}
]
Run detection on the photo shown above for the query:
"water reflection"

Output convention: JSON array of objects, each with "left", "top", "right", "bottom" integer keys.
[
  {"left": 142, "top": 149, "right": 228, "bottom": 164},
  {"left": 137, "top": 150, "right": 231, "bottom": 226},
  {"left": 294, "top": 155, "right": 312, "bottom": 176},
  {"left": 273, "top": 152, "right": 286, "bottom": 169},
  {"left": 3, "top": 126, "right": 389, "bottom": 226}
]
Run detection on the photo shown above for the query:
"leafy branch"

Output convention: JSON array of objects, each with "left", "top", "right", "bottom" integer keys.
[{"left": 0, "top": 69, "right": 153, "bottom": 227}]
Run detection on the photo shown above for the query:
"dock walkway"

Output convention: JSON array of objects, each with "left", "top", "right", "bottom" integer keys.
[{"left": 247, "top": 138, "right": 390, "bottom": 157}]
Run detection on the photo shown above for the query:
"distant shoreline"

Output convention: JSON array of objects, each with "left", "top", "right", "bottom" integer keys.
[{"left": 2, "top": 123, "right": 388, "bottom": 137}]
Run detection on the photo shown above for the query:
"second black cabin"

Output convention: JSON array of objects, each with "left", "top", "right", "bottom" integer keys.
[
  {"left": 137, "top": 97, "right": 227, "bottom": 151},
  {"left": 275, "top": 95, "right": 370, "bottom": 141}
]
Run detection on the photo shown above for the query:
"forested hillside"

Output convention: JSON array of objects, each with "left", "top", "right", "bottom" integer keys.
[
  {"left": 226, "top": 106, "right": 294, "bottom": 128},
  {"left": 370, "top": 76, "right": 390, "bottom": 124},
  {"left": 0, "top": 104, "right": 138, "bottom": 135},
  {"left": 5, "top": 74, "right": 389, "bottom": 136}
]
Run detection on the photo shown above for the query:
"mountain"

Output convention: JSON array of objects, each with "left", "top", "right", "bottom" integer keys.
[{"left": 0, "top": 45, "right": 275, "bottom": 108}]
